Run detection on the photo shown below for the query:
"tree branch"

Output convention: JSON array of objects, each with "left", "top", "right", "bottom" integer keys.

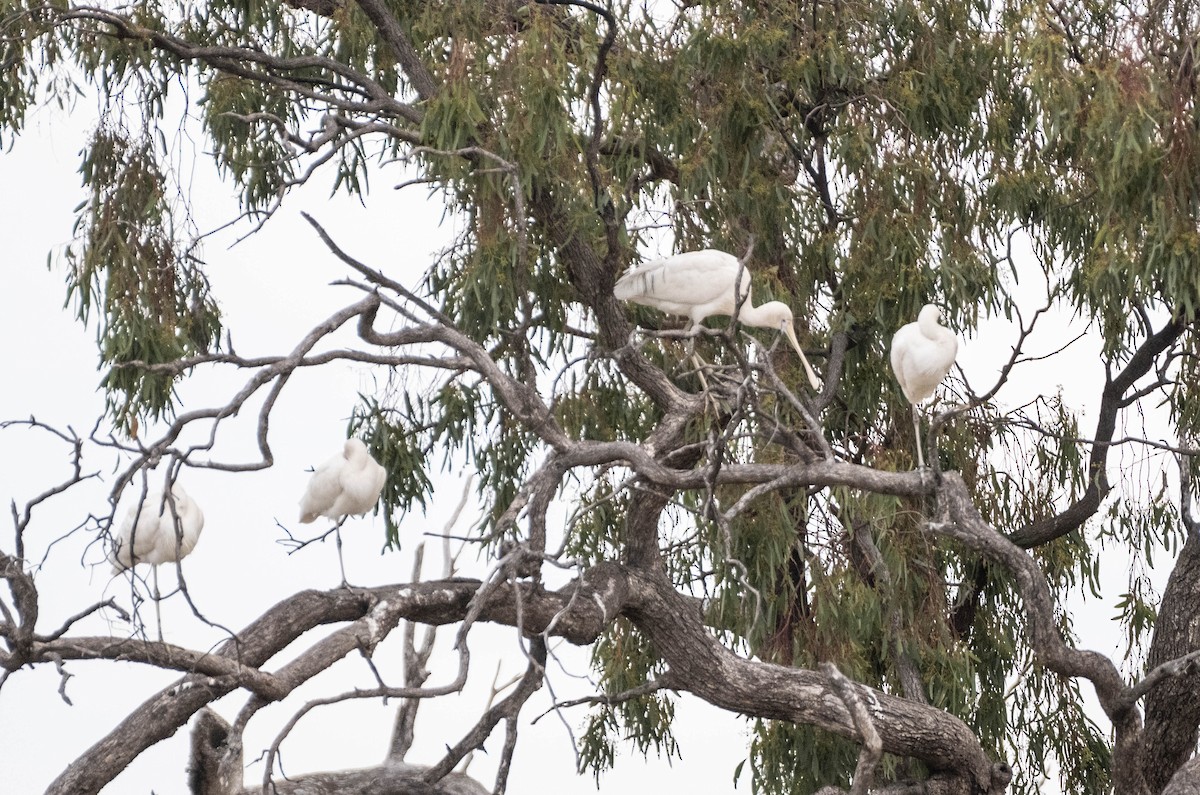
[
  {"left": 44, "top": 570, "right": 629, "bottom": 795},
  {"left": 353, "top": 0, "right": 440, "bottom": 101},
  {"left": 624, "top": 567, "right": 1002, "bottom": 789},
  {"left": 1010, "top": 317, "right": 1187, "bottom": 548}
]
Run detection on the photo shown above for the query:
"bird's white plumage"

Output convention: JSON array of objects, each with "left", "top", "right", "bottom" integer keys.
[
  {"left": 890, "top": 304, "right": 959, "bottom": 404},
  {"left": 615, "top": 250, "right": 753, "bottom": 322},
  {"left": 890, "top": 304, "right": 959, "bottom": 468},
  {"left": 110, "top": 486, "right": 204, "bottom": 573},
  {"left": 614, "top": 249, "right": 822, "bottom": 389},
  {"left": 299, "top": 438, "right": 387, "bottom": 524}
]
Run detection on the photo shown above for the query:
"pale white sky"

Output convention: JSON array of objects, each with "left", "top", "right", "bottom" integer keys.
[{"left": 0, "top": 88, "right": 1177, "bottom": 795}]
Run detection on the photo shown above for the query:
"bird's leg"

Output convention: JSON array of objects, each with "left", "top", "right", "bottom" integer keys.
[
  {"left": 334, "top": 518, "right": 352, "bottom": 589},
  {"left": 691, "top": 352, "right": 710, "bottom": 391},
  {"left": 912, "top": 404, "right": 926, "bottom": 470},
  {"left": 684, "top": 324, "right": 710, "bottom": 392},
  {"left": 152, "top": 565, "right": 163, "bottom": 643}
]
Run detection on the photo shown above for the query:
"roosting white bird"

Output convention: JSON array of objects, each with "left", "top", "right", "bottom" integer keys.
[
  {"left": 299, "top": 438, "right": 387, "bottom": 585},
  {"left": 299, "top": 438, "right": 387, "bottom": 524},
  {"left": 110, "top": 485, "right": 205, "bottom": 640},
  {"left": 614, "top": 249, "right": 822, "bottom": 390},
  {"left": 890, "top": 304, "right": 959, "bottom": 468},
  {"left": 110, "top": 486, "right": 204, "bottom": 573}
]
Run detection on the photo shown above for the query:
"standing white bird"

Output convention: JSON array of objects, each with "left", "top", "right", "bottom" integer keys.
[
  {"left": 299, "top": 438, "right": 387, "bottom": 586},
  {"left": 890, "top": 304, "right": 959, "bottom": 468},
  {"left": 110, "top": 485, "right": 204, "bottom": 640},
  {"left": 299, "top": 438, "right": 387, "bottom": 524},
  {"left": 614, "top": 249, "right": 822, "bottom": 390}
]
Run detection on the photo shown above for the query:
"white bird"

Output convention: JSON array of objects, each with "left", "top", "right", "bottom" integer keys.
[
  {"left": 890, "top": 304, "right": 959, "bottom": 468},
  {"left": 614, "top": 249, "right": 822, "bottom": 390},
  {"left": 110, "top": 486, "right": 204, "bottom": 574},
  {"left": 299, "top": 438, "right": 387, "bottom": 586},
  {"left": 299, "top": 438, "right": 387, "bottom": 524},
  {"left": 110, "top": 485, "right": 204, "bottom": 641}
]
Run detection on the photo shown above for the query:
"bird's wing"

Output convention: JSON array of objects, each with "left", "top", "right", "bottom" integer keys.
[
  {"left": 363, "top": 460, "right": 388, "bottom": 512},
  {"left": 891, "top": 323, "right": 958, "bottom": 404},
  {"left": 905, "top": 338, "right": 958, "bottom": 390},
  {"left": 299, "top": 456, "right": 344, "bottom": 522},
  {"left": 614, "top": 250, "right": 740, "bottom": 316},
  {"left": 111, "top": 491, "right": 170, "bottom": 571},
  {"left": 171, "top": 500, "right": 204, "bottom": 559},
  {"left": 335, "top": 458, "right": 387, "bottom": 517},
  {"left": 148, "top": 491, "right": 202, "bottom": 563},
  {"left": 110, "top": 512, "right": 142, "bottom": 571},
  {"left": 889, "top": 322, "right": 918, "bottom": 401}
]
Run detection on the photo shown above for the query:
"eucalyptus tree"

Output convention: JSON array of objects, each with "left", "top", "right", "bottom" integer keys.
[{"left": 3, "top": 0, "right": 1200, "bottom": 794}]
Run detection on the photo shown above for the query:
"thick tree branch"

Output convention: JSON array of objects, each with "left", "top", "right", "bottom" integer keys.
[
  {"left": 1138, "top": 457, "right": 1200, "bottom": 793},
  {"left": 44, "top": 569, "right": 629, "bottom": 795},
  {"left": 935, "top": 473, "right": 1146, "bottom": 794},
  {"left": 624, "top": 567, "right": 1003, "bottom": 790},
  {"left": 1164, "top": 757, "right": 1200, "bottom": 795}
]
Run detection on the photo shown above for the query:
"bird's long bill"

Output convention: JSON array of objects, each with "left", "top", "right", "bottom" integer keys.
[{"left": 782, "top": 322, "right": 822, "bottom": 391}]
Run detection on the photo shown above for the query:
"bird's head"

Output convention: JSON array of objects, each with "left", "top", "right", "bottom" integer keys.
[
  {"left": 756, "top": 301, "right": 823, "bottom": 391},
  {"left": 754, "top": 300, "right": 800, "bottom": 346},
  {"left": 344, "top": 437, "right": 368, "bottom": 460},
  {"left": 918, "top": 303, "right": 944, "bottom": 328},
  {"left": 754, "top": 300, "right": 795, "bottom": 331}
]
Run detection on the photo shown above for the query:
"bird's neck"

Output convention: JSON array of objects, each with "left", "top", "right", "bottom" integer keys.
[
  {"left": 737, "top": 301, "right": 769, "bottom": 326},
  {"left": 919, "top": 317, "right": 944, "bottom": 339}
]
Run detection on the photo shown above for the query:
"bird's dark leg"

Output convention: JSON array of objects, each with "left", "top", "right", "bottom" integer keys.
[
  {"left": 152, "top": 565, "right": 163, "bottom": 642},
  {"left": 912, "top": 403, "right": 926, "bottom": 469},
  {"left": 334, "top": 517, "right": 352, "bottom": 588}
]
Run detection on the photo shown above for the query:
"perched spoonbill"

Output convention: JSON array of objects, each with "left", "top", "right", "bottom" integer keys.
[
  {"left": 890, "top": 304, "right": 959, "bottom": 468},
  {"left": 110, "top": 485, "right": 204, "bottom": 640},
  {"left": 299, "top": 438, "right": 387, "bottom": 524},
  {"left": 614, "top": 249, "right": 822, "bottom": 390},
  {"left": 299, "top": 438, "right": 387, "bottom": 585},
  {"left": 110, "top": 486, "right": 204, "bottom": 573}
]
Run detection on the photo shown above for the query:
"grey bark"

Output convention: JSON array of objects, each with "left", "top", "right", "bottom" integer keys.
[
  {"left": 1141, "top": 530, "right": 1200, "bottom": 793},
  {"left": 1164, "top": 758, "right": 1200, "bottom": 795}
]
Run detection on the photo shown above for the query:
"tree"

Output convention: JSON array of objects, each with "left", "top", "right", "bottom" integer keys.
[{"left": 3, "top": 0, "right": 1200, "bottom": 792}]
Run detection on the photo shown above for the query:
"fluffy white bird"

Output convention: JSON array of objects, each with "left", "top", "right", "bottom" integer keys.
[
  {"left": 890, "top": 304, "right": 959, "bottom": 468},
  {"left": 110, "top": 485, "right": 204, "bottom": 640},
  {"left": 110, "top": 486, "right": 204, "bottom": 574},
  {"left": 614, "top": 249, "right": 822, "bottom": 390},
  {"left": 299, "top": 438, "right": 387, "bottom": 524}
]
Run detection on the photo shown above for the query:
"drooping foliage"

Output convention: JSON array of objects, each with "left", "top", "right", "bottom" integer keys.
[{"left": 67, "top": 127, "right": 221, "bottom": 429}]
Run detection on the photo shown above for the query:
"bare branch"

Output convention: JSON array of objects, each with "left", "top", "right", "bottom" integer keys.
[
  {"left": 1010, "top": 317, "right": 1188, "bottom": 547},
  {"left": 421, "top": 636, "right": 546, "bottom": 783}
]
